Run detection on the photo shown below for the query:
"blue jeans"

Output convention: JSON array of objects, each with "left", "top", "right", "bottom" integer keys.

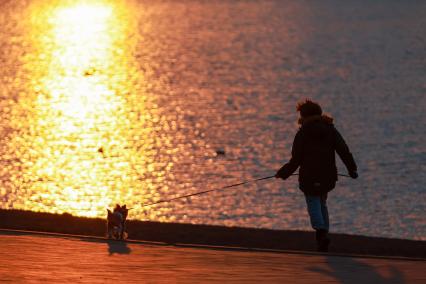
[{"left": 305, "top": 194, "right": 329, "bottom": 231}]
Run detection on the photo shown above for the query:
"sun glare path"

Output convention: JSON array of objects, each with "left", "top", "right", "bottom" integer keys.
[
  {"left": 50, "top": 4, "right": 113, "bottom": 73},
  {"left": 18, "top": 1, "right": 161, "bottom": 217}
]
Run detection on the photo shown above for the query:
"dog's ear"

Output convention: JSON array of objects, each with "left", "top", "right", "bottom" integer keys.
[
  {"left": 107, "top": 209, "right": 112, "bottom": 216},
  {"left": 122, "top": 205, "right": 129, "bottom": 217}
]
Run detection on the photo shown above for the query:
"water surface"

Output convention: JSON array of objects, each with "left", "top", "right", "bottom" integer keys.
[{"left": 0, "top": 0, "right": 425, "bottom": 240}]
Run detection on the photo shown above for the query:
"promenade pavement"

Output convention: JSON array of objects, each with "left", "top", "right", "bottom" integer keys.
[{"left": 0, "top": 231, "right": 424, "bottom": 283}]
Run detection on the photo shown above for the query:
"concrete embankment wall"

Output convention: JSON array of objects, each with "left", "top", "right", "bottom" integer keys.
[{"left": 0, "top": 209, "right": 424, "bottom": 259}]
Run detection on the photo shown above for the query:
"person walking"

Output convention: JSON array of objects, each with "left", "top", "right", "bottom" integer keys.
[{"left": 275, "top": 99, "right": 358, "bottom": 252}]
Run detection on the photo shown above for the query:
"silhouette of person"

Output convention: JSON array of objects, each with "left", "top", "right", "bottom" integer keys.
[{"left": 275, "top": 99, "right": 358, "bottom": 252}]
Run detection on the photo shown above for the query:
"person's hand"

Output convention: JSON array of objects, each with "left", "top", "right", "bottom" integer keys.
[
  {"left": 275, "top": 170, "right": 285, "bottom": 179},
  {"left": 349, "top": 171, "right": 358, "bottom": 179}
]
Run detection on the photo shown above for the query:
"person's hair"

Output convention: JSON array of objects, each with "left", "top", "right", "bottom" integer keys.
[{"left": 296, "top": 99, "right": 322, "bottom": 118}]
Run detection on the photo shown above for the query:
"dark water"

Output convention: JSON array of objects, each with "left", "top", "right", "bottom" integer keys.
[{"left": 0, "top": 0, "right": 425, "bottom": 240}]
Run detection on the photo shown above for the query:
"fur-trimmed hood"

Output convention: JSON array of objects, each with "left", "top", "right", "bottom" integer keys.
[
  {"left": 298, "top": 114, "right": 334, "bottom": 126},
  {"left": 298, "top": 114, "right": 335, "bottom": 140}
]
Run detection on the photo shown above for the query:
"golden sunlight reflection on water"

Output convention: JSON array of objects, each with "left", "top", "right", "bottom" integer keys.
[
  {"left": 2, "top": 0, "right": 424, "bottom": 240},
  {"left": 11, "top": 0, "right": 169, "bottom": 217}
]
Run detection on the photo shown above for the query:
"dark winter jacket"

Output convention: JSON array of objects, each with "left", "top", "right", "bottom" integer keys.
[{"left": 276, "top": 115, "right": 357, "bottom": 195}]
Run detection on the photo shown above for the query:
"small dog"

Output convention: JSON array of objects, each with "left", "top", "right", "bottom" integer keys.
[{"left": 106, "top": 204, "right": 129, "bottom": 240}]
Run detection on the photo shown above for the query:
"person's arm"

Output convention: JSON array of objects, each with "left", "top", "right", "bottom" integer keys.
[
  {"left": 276, "top": 131, "right": 303, "bottom": 179},
  {"left": 334, "top": 128, "right": 358, "bottom": 178}
]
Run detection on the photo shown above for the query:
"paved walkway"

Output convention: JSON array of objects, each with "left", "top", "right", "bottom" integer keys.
[{"left": 0, "top": 231, "right": 424, "bottom": 283}]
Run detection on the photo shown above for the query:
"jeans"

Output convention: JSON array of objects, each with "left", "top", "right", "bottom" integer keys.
[{"left": 305, "top": 194, "right": 329, "bottom": 231}]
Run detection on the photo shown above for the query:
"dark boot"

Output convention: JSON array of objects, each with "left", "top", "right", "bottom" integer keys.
[{"left": 315, "top": 229, "right": 330, "bottom": 252}]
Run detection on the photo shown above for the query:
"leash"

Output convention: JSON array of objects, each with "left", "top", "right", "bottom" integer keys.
[
  {"left": 138, "top": 173, "right": 351, "bottom": 208},
  {"left": 140, "top": 175, "right": 276, "bottom": 208}
]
